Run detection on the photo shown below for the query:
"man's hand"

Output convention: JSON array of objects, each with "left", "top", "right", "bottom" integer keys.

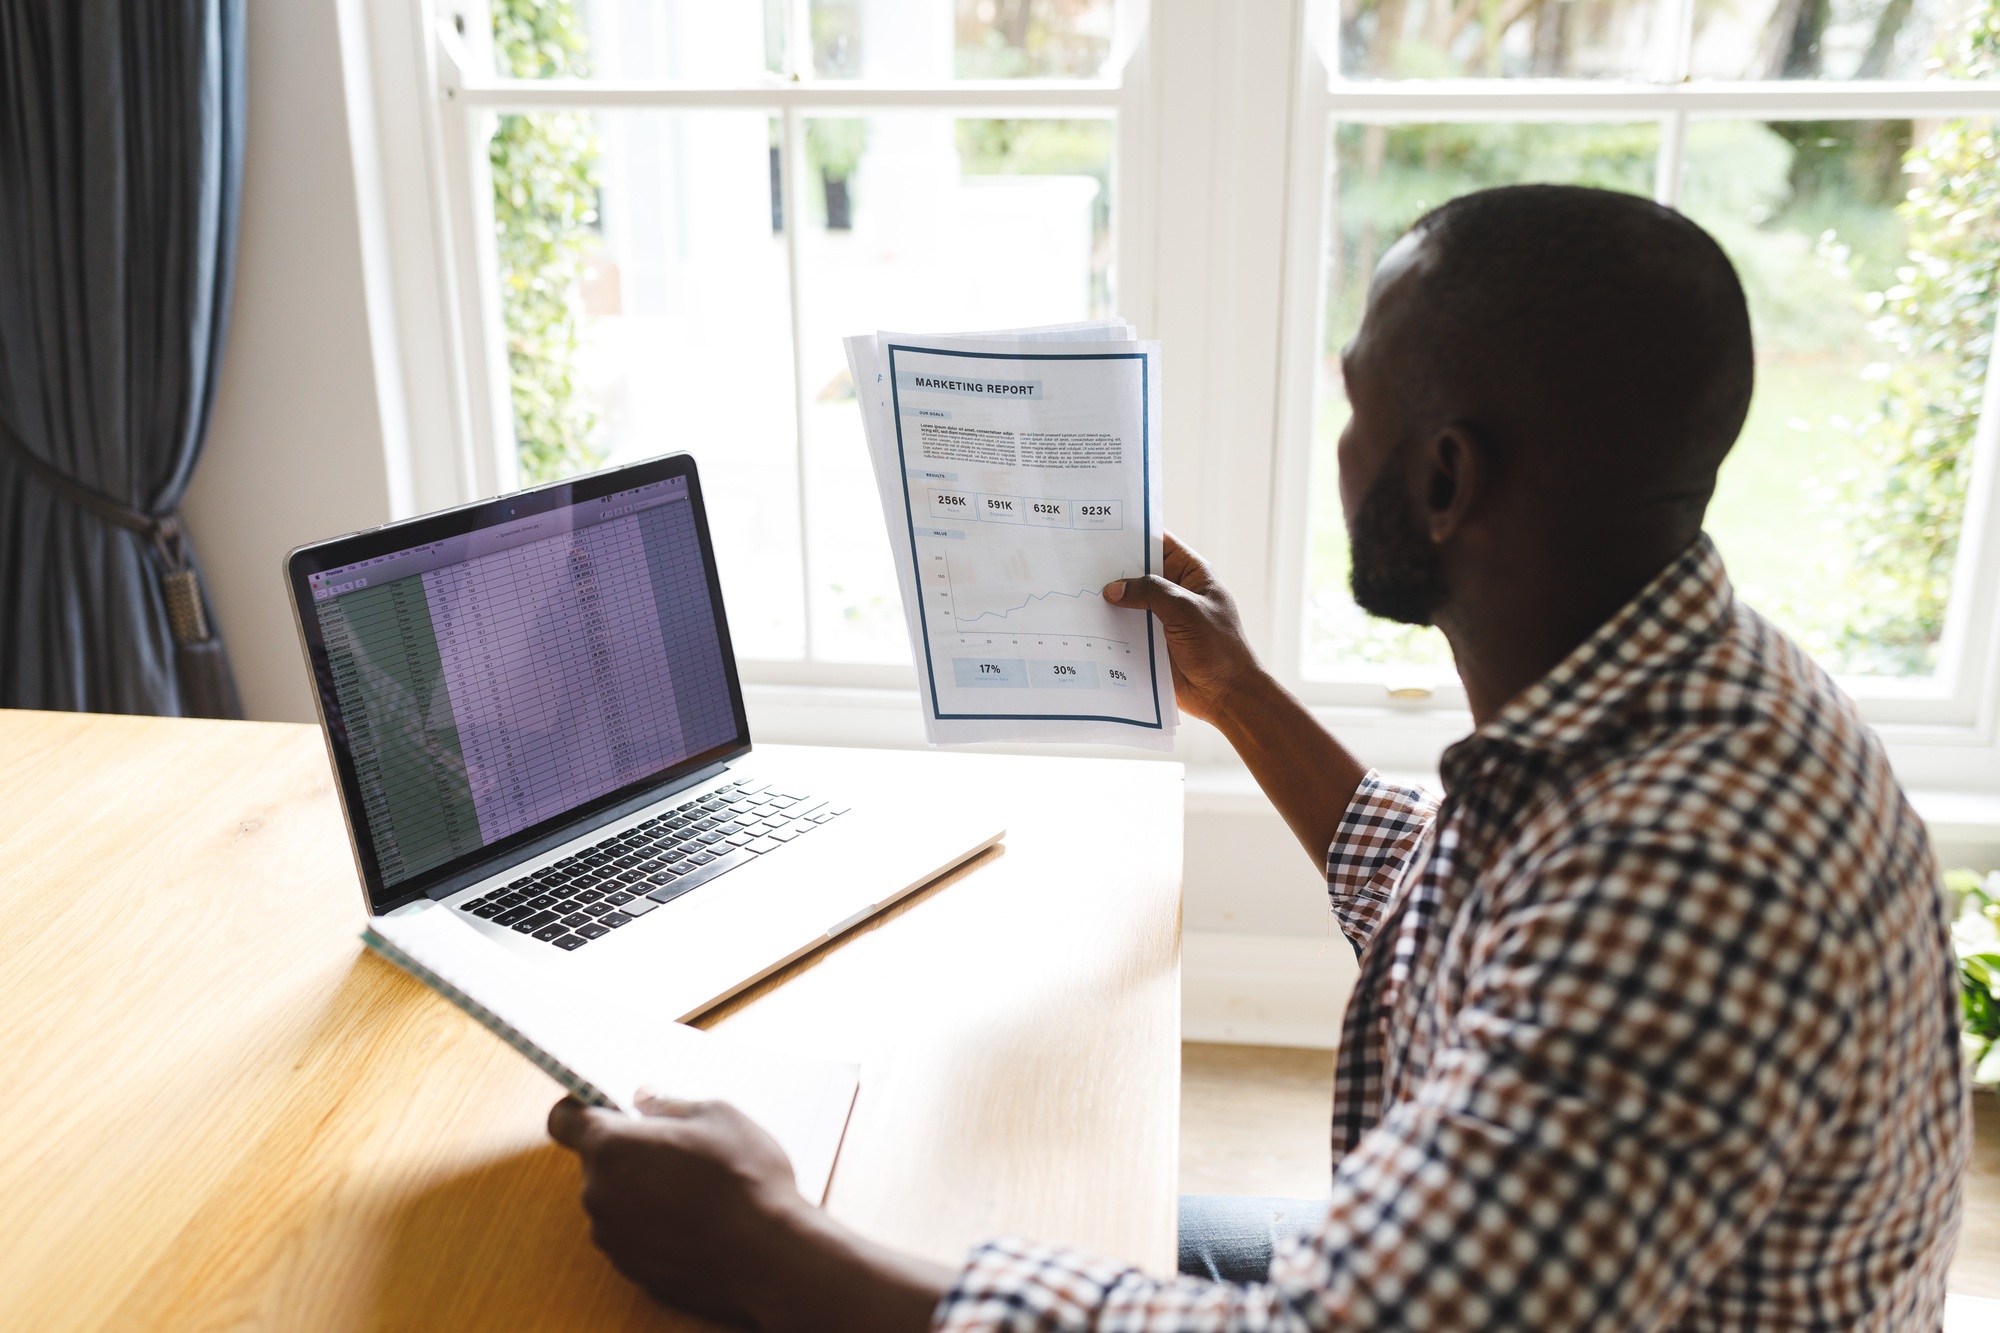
[
  {"left": 1103, "top": 532, "right": 1263, "bottom": 727},
  {"left": 1109, "top": 530, "right": 1369, "bottom": 867},
  {"left": 547, "top": 1094, "right": 801, "bottom": 1325},
  {"left": 547, "top": 1093, "right": 950, "bottom": 1332}
]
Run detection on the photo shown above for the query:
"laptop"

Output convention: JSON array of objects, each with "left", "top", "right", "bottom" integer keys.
[{"left": 285, "top": 453, "right": 1003, "bottom": 1021}]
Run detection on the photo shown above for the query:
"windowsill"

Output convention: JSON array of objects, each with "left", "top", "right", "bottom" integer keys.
[
  {"left": 1185, "top": 761, "right": 2000, "bottom": 847},
  {"left": 1910, "top": 788, "right": 2000, "bottom": 849},
  {"left": 743, "top": 681, "right": 2000, "bottom": 849}
]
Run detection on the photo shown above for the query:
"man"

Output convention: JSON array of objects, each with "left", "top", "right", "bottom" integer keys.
[{"left": 547, "top": 185, "right": 1968, "bottom": 1330}]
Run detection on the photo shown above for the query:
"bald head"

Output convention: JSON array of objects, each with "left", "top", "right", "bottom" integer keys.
[
  {"left": 1367, "top": 184, "right": 1754, "bottom": 518},
  {"left": 1339, "top": 185, "right": 1755, "bottom": 634}
]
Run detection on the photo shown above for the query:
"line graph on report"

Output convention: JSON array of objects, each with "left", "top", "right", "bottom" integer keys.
[{"left": 923, "top": 549, "right": 1139, "bottom": 659}]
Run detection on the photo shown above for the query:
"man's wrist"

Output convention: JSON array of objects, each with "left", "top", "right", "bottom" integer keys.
[
  {"left": 1206, "top": 660, "right": 1286, "bottom": 740},
  {"left": 751, "top": 1199, "right": 953, "bottom": 1333}
]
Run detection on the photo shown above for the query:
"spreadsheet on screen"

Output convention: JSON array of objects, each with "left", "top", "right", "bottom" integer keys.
[{"left": 309, "top": 478, "right": 738, "bottom": 886}]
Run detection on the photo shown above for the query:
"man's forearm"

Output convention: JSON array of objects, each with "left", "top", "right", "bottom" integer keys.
[
  {"left": 754, "top": 1201, "right": 953, "bottom": 1333},
  {"left": 1210, "top": 665, "right": 1368, "bottom": 868}
]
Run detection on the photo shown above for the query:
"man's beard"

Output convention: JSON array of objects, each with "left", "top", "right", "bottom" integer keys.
[{"left": 1347, "top": 454, "right": 1447, "bottom": 626}]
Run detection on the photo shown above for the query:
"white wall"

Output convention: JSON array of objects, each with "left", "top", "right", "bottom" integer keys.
[
  {"left": 183, "top": 0, "right": 402, "bottom": 724},
  {"left": 1181, "top": 800, "right": 1359, "bottom": 1048}
]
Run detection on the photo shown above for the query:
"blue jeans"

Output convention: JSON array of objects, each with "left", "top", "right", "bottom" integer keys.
[{"left": 1176, "top": 1194, "right": 1325, "bottom": 1283}]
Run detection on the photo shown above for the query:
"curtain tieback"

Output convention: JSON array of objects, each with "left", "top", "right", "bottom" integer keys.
[{"left": 0, "top": 423, "right": 213, "bottom": 647}]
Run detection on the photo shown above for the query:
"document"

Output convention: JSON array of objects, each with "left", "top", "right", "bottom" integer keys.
[
  {"left": 365, "top": 905, "right": 859, "bottom": 1203},
  {"left": 846, "top": 323, "right": 1177, "bottom": 749}
]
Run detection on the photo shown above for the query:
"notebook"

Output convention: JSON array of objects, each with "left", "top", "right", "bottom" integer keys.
[{"left": 364, "top": 903, "right": 860, "bottom": 1203}]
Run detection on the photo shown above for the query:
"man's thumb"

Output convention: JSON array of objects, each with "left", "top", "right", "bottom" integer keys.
[{"left": 1104, "top": 574, "right": 1191, "bottom": 617}]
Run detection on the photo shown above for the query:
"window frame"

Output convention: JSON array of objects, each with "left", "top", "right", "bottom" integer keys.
[
  {"left": 1266, "top": 0, "right": 2000, "bottom": 780},
  {"left": 374, "top": 0, "right": 1999, "bottom": 793},
  {"left": 425, "top": 0, "right": 1147, "bottom": 687}
]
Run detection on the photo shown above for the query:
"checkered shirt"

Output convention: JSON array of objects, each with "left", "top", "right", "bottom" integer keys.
[{"left": 934, "top": 535, "right": 1967, "bottom": 1332}]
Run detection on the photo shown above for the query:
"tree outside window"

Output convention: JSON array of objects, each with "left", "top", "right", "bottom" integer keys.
[{"left": 1303, "top": 0, "right": 2000, "bottom": 685}]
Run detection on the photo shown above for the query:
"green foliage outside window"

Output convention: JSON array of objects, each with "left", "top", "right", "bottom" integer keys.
[
  {"left": 807, "top": 118, "right": 869, "bottom": 184},
  {"left": 811, "top": 0, "right": 865, "bottom": 76},
  {"left": 1836, "top": 1, "right": 2000, "bottom": 674},
  {"left": 953, "top": 0, "right": 1112, "bottom": 79},
  {"left": 956, "top": 118, "right": 1113, "bottom": 193},
  {"left": 1950, "top": 868, "right": 2000, "bottom": 1085},
  {"left": 806, "top": 118, "right": 869, "bottom": 229},
  {"left": 490, "top": 0, "right": 605, "bottom": 483}
]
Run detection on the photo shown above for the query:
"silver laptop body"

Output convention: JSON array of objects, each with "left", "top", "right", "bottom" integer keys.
[{"left": 285, "top": 453, "right": 1000, "bottom": 1020}]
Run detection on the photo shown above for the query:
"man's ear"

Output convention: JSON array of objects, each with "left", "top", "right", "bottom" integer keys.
[{"left": 1418, "top": 424, "right": 1484, "bottom": 545}]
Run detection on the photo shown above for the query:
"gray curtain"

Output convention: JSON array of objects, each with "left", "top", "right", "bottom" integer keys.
[{"left": 0, "top": 0, "right": 245, "bottom": 718}]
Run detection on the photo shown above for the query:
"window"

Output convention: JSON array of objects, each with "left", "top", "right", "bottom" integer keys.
[
  {"left": 403, "top": 0, "right": 1997, "bottom": 783},
  {"left": 436, "top": 0, "right": 1129, "bottom": 680},
  {"left": 1274, "top": 0, "right": 2000, "bottom": 753}
]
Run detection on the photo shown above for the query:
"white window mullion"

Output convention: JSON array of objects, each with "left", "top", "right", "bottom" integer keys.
[
  {"left": 1266, "top": 1, "right": 1335, "bottom": 689},
  {"left": 1662, "top": 0, "right": 1696, "bottom": 84},
  {"left": 778, "top": 102, "right": 815, "bottom": 662},
  {"left": 1111, "top": 7, "right": 1158, "bottom": 338},
  {"left": 789, "top": 0, "right": 813, "bottom": 81},
  {"left": 1654, "top": 0, "right": 1695, "bottom": 208},
  {"left": 779, "top": 0, "right": 814, "bottom": 663},
  {"left": 1654, "top": 111, "right": 1687, "bottom": 207},
  {"left": 432, "top": 14, "right": 518, "bottom": 501}
]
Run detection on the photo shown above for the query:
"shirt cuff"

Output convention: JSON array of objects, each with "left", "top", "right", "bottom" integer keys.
[
  {"left": 1325, "top": 770, "right": 1438, "bottom": 950},
  {"left": 934, "top": 1237, "right": 1312, "bottom": 1332},
  {"left": 932, "top": 1238, "right": 1137, "bottom": 1332}
]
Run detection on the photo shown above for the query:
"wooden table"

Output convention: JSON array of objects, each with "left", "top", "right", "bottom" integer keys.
[{"left": 0, "top": 710, "right": 1182, "bottom": 1330}]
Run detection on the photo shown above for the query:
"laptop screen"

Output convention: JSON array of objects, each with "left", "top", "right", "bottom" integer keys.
[{"left": 293, "top": 461, "right": 747, "bottom": 906}]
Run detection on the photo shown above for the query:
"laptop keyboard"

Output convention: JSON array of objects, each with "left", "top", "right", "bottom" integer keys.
[{"left": 453, "top": 779, "right": 846, "bottom": 951}]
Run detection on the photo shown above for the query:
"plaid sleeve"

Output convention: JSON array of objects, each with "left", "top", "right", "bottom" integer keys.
[
  {"left": 934, "top": 822, "right": 1856, "bottom": 1333},
  {"left": 933, "top": 1237, "right": 1311, "bottom": 1333},
  {"left": 1325, "top": 771, "right": 1437, "bottom": 952}
]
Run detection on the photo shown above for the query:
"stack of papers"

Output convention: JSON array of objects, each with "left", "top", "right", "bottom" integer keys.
[{"left": 845, "top": 322, "right": 1176, "bottom": 749}]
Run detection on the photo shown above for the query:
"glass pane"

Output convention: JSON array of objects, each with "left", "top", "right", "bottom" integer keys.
[
  {"left": 1338, "top": 0, "right": 1672, "bottom": 79},
  {"left": 1686, "top": 0, "right": 1980, "bottom": 80},
  {"left": 796, "top": 114, "right": 1114, "bottom": 662},
  {"left": 1682, "top": 117, "right": 1995, "bottom": 678},
  {"left": 954, "top": 0, "right": 1119, "bottom": 77},
  {"left": 488, "top": 0, "right": 1119, "bottom": 82},
  {"left": 810, "top": 0, "right": 1118, "bottom": 80},
  {"left": 490, "top": 109, "right": 804, "bottom": 659},
  {"left": 491, "top": 0, "right": 777, "bottom": 81},
  {"left": 1300, "top": 121, "right": 1660, "bottom": 684}
]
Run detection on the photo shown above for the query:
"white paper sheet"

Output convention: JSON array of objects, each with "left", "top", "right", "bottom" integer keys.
[
  {"left": 366, "top": 905, "right": 858, "bottom": 1204},
  {"left": 846, "top": 323, "right": 1177, "bottom": 750}
]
